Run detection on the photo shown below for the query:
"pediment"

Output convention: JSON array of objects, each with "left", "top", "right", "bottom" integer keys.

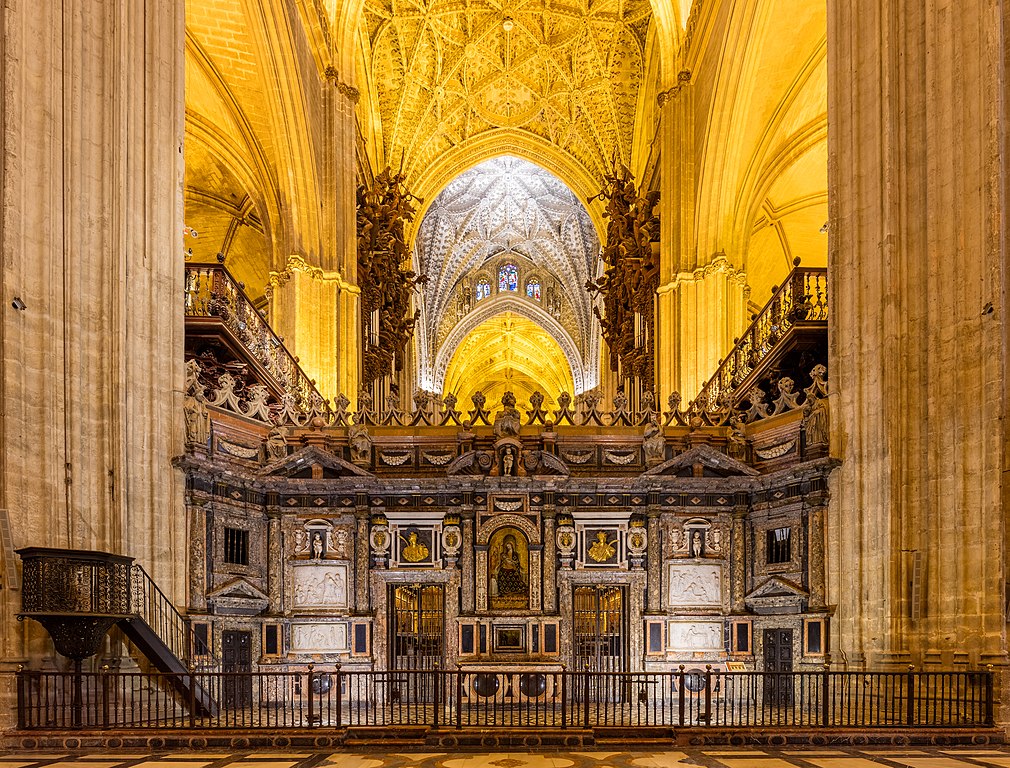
[
  {"left": 260, "top": 445, "right": 373, "bottom": 478},
  {"left": 207, "top": 577, "right": 269, "bottom": 602},
  {"left": 523, "top": 450, "right": 570, "bottom": 477},
  {"left": 745, "top": 575, "right": 808, "bottom": 601},
  {"left": 641, "top": 444, "right": 759, "bottom": 477},
  {"left": 445, "top": 449, "right": 492, "bottom": 476}
]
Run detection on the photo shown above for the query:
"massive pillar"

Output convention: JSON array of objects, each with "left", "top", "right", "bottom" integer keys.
[
  {"left": 657, "top": 73, "right": 749, "bottom": 402},
  {"left": 826, "top": 0, "right": 1007, "bottom": 669},
  {"left": 266, "top": 73, "right": 360, "bottom": 404},
  {"left": 0, "top": 0, "right": 187, "bottom": 720}
]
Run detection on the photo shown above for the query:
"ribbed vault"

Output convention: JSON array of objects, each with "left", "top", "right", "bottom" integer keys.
[
  {"left": 414, "top": 156, "right": 601, "bottom": 397},
  {"left": 442, "top": 312, "right": 574, "bottom": 412}
]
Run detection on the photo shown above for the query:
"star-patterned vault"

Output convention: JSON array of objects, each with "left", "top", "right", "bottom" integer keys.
[
  {"left": 413, "top": 156, "right": 601, "bottom": 396},
  {"left": 359, "top": 0, "right": 652, "bottom": 190}
]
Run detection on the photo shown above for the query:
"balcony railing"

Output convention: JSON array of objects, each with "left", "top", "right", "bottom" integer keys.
[
  {"left": 14, "top": 666, "right": 993, "bottom": 731},
  {"left": 185, "top": 261, "right": 322, "bottom": 411},
  {"left": 693, "top": 262, "right": 827, "bottom": 411}
]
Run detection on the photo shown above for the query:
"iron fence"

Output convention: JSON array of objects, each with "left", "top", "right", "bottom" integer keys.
[{"left": 15, "top": 666, "right": 994, "bottom": 731}]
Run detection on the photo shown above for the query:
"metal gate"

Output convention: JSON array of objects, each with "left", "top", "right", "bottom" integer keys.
[
  {"left": 573, "top": 585, "right": 627, "bottom": 703},
  {"left": 388, "top": 584, "right": 445, "bottom": 703}
]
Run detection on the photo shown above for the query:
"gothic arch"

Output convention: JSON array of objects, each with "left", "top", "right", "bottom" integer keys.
[
  {"left": 431, "top": 297, "right": 590, "bottom": 395},
  {"left": 408, "top": 134, "right": 607, "bottom": 244}
]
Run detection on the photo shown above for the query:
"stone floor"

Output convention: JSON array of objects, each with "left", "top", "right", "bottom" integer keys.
[{"left": 2, "top": 747, "right": 1010, "bottom": 768}]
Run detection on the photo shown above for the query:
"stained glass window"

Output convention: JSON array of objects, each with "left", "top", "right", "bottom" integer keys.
[
  {"left": 526, "top": 280, "right": 541, "bottom": 301},
  {"left": 499, "top": 264, "right": 518, "bottom": 292},
  {"left": 476, "top": 280, "right": 491, "bottom": 300}
]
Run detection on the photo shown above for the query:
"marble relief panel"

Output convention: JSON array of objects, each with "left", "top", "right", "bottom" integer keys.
[
  {"left": 668, "top": 620, "right": 723, "bottom": 651},
  {"left": 668, "top": 562, "right": 722, "bottom": 608},
  {"left": 290, "top": 622, "right": 349, "bottom": 653},
  {"left": 292, "top": 562, "right": 349, "bottom": 610}
]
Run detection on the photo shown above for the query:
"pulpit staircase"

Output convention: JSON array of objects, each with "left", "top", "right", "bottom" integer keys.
[{"left": 17, "top": 547, "right": 218, "bottom": 718}]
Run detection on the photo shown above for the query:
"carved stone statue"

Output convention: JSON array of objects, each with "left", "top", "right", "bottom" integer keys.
[
  {"left": 502, "top": 447, "right": 515, "bottom": 476},
  {"left": 493, "top": 390, "right": 522, "bottom": 438},
  {"left": 643, "top": 416, "right": 665, "bottom": 465},
  {"left": 348, "top": 422, "right": 372, "bottom": 464},
  {"left": 184, "top": 361, "right": 210, "bottom": 446},
  {"left": 727, "top": 415, "right": 748, "bottom": 460},
  {"left": 311, "top": 532, "right": 324, "bottom": 559},
  {"left": 804, "top": 395, "right": 830, "bottom": 447},
  {"left": 265, "top": 425, "right": 288, "bottom": 460}
]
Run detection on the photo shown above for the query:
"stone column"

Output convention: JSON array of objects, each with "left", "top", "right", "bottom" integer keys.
[
  {"left": 646, "top": 508, "right": 663, "bottom": 613},
  {"left": 460, "top": 506, "right": 476, "bottom": 614},
  {"left": 354, "top": 506, "right": 371, "bottom": 613},
  {"left": 0, "top": 0, "right": 185, "bottom": 723},
  {"left": 654, "top": 70, "right": 751, "bottom": 400},
  {"left": 543, "top": 506, "right": 558, "bottom": 613},
  {"left": 188, "top": 501, "right": 208, "bottom": 612},
  {"left": 267, "top": 516, "right": 283, "bottom": 612},
  {"left": 827, "top": 0, "right": 1006, "bottom": 668},
  {"left": 806, "top": 497, "right": 826, "bottom": 611},
  {"left": 267, "top": 260, "right": 350, "bottom": 403},
  {"left": 731, "top": 507, "right": 747, "bottom": 614}
]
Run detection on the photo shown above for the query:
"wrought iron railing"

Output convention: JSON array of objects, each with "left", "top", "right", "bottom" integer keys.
[
  {"left": 18, "top": 548, "right": 214, "bottom": 670},
  {"left": 693, "top": 263, "right": 827, "bottom": 411},
  {"left": 14, "top": 666, "right": 994, "bottom": 731},
  {"left": 184, "top": 261, "right": 321, "bottom": 411},
  {"left": 129, "top": 565, "right": 216, "bottom": 667}
]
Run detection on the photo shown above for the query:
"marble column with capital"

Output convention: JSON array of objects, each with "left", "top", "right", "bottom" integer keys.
[
  {"left": 806, "top": 498, "right": 827, "bottom": 610},
  {"left": 354, "top": 506, "right": 370, "bottom": 612},
  {"left": 543, "top": 506, "right": 558, "bottom": 613},
  {"left": 731, "top": 507, "right": 747, "bottom": 614},
  {"left": 646, "top": 509, "right": 662, "bottom": 613},
  {"left": 267, "top": 516, "right": 283, "bottom": 612},
  {"left": 461, "top": 506, "right": 476, "bottom": 614},
  {"left": 189, "top": 502, "right": 208, "bottom": 613}
]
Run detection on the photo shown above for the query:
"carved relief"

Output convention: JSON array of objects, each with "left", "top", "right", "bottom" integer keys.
[
  {"left": 292, "top": 564, "right": 349, "bottom": 610},
  {"left": 668, "top": 563, "right": 722, "bottom": 608},
  {"left": 291, "top": 623, "right": 348, "bottom": 653},
  {"left": 668, "top": 621, "right": 723, "bottom": 651}
]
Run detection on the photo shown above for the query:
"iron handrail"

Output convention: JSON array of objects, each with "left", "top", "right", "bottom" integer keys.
[
  {"left": 130, "top": 565, "right": 218, "bottom": 666},
  {"left": 184, "top": 261, "right": 323, "bottom": 411},
  {"left": 693, "top": 263, "right": 828, "bottom": 411},
  {"left": 14, "top": 666, "right": 995, "bottom": 731}
]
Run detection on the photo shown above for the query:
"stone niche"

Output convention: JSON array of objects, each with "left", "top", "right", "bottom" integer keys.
[
  {"left": 668, "top": 562, "right": 722, "bottom": 608},
  {"left": 290, "top": 622, "right": 349, "bottom": 653},
  {"left": 292, "top": 562, "right": 349, "bottom": 610}
]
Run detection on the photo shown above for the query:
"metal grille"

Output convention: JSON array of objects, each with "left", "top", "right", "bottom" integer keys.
[
  {"left": 573, "top": 586, "right": 627, "bottom": 674},
  {"left": 223, "top": 528, "right": 249, "bottom": 566},
  {"left": 390, "top": 584, "right": 444, "bottom": 670},
  {"left": 766, "top": 527, "right": 791, "bottom": 564},
  {"left": 14, "top": 667, "right": 996, "bottom": 731}
]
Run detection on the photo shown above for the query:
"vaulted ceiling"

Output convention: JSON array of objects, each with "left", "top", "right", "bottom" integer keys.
[
  {"left": 413, "top": 156, "right": 600, "bottom": 395},
  {"left": 357, "top": 0, "right": 653, "bottom": 193}
]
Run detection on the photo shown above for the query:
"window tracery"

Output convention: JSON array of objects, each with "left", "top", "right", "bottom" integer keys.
[
  {"left": 476, "top": 279, "right": 491, "bottom": 300},
  {"left": 526, "top": 277, "right": 541, "bottom": 301}
]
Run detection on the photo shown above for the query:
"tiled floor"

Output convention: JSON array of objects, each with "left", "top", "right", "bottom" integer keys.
[{"left": 1, "top": 748, "right": 1009, "bottom": 768}]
